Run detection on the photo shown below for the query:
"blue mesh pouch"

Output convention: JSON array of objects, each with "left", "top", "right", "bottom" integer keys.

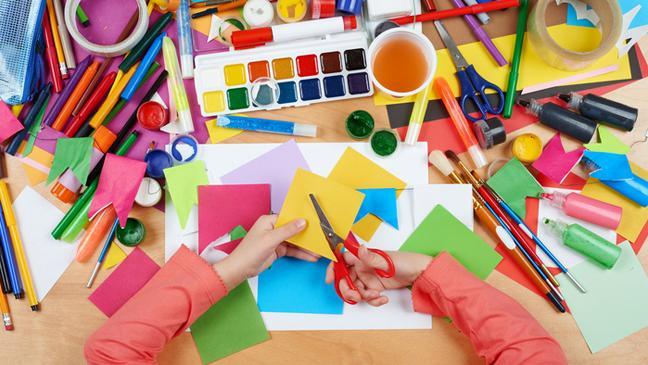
[{"left": 0, "top": 0, "right": 47, "bottom": 105}]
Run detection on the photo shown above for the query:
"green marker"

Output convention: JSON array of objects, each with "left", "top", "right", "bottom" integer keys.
[
  {"left": 503, "top": 0, "right": 529, "bottom": 119},
  {"left": 76, "top": 5, "right": 90, "bottom": 27},
  {"left": 119, "top": 12, "right": 173, "bottom": 73}
]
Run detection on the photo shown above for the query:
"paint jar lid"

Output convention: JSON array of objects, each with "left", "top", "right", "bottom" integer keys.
[
  {"left": 250, "top": 78, "right": 280, "bottom": 106},
  {"left": 135, "top": 177, "right": 163, "bottom": 207},
  {"left": 473, "top": 117, "right": 507, "bottom": 149},
  {"left": 144, "top": 149, "right": 174, "bottom": 179},
  {"left": 370, "top": 129, "right": 400, "bottom": 157},
  {"left": 346, "top": 110, "right": 375, "bottom": 139},
  {"left": 171, "top": 135, "right": 199, "bottom": 163},
  {"left": 94, "top": 126, "right": 117, "bottom": 153},
  {"left": 116, "top": 218, "right": 146, "bottom": 247},
  {"left": 511, "top": 133, "right": 543, "bottom": 163},
  {"left": 374, "top": 21, "right": 400, "bottom": 37},
  {"left": 137, "top": 101, "right": 168, "bottom": 130}
]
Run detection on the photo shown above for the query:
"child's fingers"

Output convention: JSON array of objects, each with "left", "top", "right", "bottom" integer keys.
[
  {"left": 358, "top": 245, "right": 390, "bottom": 271},
  {"left": 284, "top": 246, "right": 318, "bottom": 262},
  {"left": 338, "top": 279, "right": 361, "bottom": 303},
  {"left": 367, "top": 296, "right": 389, "bottom": 307},
  {"left": 270, "top": 218, "right": 307, "bottom": 243},
  {"left": 325, "top": 262, "right": 334, "bottom": 284}
]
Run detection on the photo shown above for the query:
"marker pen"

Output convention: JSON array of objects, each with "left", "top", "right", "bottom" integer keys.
[
  {"left": 217, "top": 115, "right": 318, "bottom": 137},
  {"left": 541, "top": 191, "right": 622, "bottom": 230},
  {"left": 518, "top": 99, "right": 597, "bottom": 143},
  {"left": 559, "top": 92, "right": 638, "bottom": 131},
  {"left": 231, "top": 16, "right": 358, "bottom": 49},
  {"left": 433, "top": 77, "right": 487, "bottom": 168},
  {"left": 122, "top": 32, "right": 165, "bottom": 101}
]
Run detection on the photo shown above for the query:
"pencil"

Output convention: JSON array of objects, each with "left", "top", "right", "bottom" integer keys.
[
  {"left": 0, "top": 291, "right": 12, "bottom": 330},
  {"left": 42, "top": 12, "right": 63, "bottom": 93},
  {"left": 503, "top": 0, "right": 528, "bottom": 118},
  {"left": 86, "top": 219, "right": 119, "bottom": 288},
  {"left": 52, "top": 0, "right": 76, "bottom": 69},
  {"left": 0, "top": 181, "right": 39, "bottom": 311},
  {"left": 51, "top": 61, "right": 100, "bottom": 131},
  {"left": 46, "top": 0, "right": 68, "bottom": 78}
]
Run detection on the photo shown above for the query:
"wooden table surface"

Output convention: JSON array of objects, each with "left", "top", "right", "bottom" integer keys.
[{"left": 2, "top": 35, "right": 647, "bottom": 365}]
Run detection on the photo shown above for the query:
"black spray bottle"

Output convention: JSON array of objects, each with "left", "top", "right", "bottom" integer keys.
[
  {"left": 559, "top": 92, "right": 637, "bottom": 131},
  {"left": 518, "top": 99, "right": 597, "bottom": 143}
]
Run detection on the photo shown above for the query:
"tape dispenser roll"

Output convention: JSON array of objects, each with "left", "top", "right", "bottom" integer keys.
[{"left": 528, "top": 0, "right": 622, "bottom": 71}]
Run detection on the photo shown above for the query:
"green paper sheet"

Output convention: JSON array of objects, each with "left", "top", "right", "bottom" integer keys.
[
  {"left": 230, "top": 225, "right": 247, "bottom": 240},
  {"left": 557, "top": 242, "right": 648, "bottom": 353},
  {"left": 487, "top": 158, "right": 544, "bottom": 218},
  {"left": 47, "top": 137, "right": 94, "bottom": 184},
  {"left": 164, "top": 160, "right": 209, "bottom": 228},
  {"left": 191, "top": 282, "right": 269, "bottom": 364},
  {"left": 400, "top": 205, "right": 502, "bottom": 279}
]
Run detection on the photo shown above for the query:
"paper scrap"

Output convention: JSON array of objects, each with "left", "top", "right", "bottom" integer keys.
[
  {"left": 0, "top": 100, "right": 24, "bottom": 143},
  {"left": 258, "top": 257, "right": 343, "bottom": 314},
  {"left": 88, "top": 247, "right": 160, "bottom": 317},
  {"left": 14, "top": 187, "right": 74, "bottom": 301},
  {"left": 584, "top": 151, "right": 635, "bottom": 181},
  {"left": 207, "top": 14, "right": 223, "bottom": 42},
  {"left": 521, "top": 64, "right": 619, "bottom": 94},
  {"left": 328, "top": 148, "right": 406, "bottom": 241},
  {"left": 221, "top": 140, "right": 310, "bottom": 213},
  {"left": 488, "top": 158, "right": 544, "bottom": 218},
  {"left": 164, "top": 160, "right": 209, "bottom": 229},
  {"left": 276, "top": 169, "right": 364, "bottom": 261},
  {"left": 89, "top": 154, "right": 146, "bottom": 227},
  {"left": 584, "top": 126, "right": 631, "bottom": 154},
  {"left": 400, "top": 205, "right": 502, "bottom": 279},
  {"left": 557, "top": 242, "right": 648, "bottom": 353},
  {"left": 413, "top": 184, "right": 474, "bottom": 230},
  {"left": 104, "top": 243, "right": 127, "bottom": 270},
  {"left": 47, "top": 137, "right": 94, "bottom": 184},
  {"left": 198, "top": 184, "right": 270, "bottom": 253},
  {"left": 191, "top": 282, "right": 269, "bottom": 364},
  {"left": 536, "top": 188, "right": 617, "bottom": 269},
  {"left": 206, "top": 119, "right": 243, "bottom": 143},
  {"left": 355, "top": 188, "right": 398, "bottom": 229},
  {"left": 230, "top": 225, "right": 247, "bottom": 240},
  {"left": 581, "top": 163, "right": 648, "bottom": 242},
  {"left": 532, "top": 134, "right": 585, "bottom": 184},
  {"left": 616, "top": 5, "right": 648, "bottom": 56},
  {"left": 18, "top": 144, "right": 53, "bottom": 186}
]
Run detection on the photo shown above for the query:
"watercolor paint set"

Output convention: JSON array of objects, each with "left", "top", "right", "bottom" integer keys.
[{"left": 194, "top": 31, "right": 374, "bottom": 116}]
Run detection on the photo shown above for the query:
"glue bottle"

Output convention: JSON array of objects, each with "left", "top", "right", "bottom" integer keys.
[
  {"left": 543, "top": 218, "right": 621, "bottom": 269},
  {"left": 559, "top": 92, "right": 638, "bottom": 131},
  {"left": 518, "top": 99, "right": 597, "bottom": 143},
  {"left": 541, "top": 192, "right": 622, "bottom": 230}
]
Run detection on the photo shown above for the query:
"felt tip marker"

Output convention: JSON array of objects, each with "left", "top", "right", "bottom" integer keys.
[
  {"left": 231, "top": 16, "right": 357, "bottom": 49},
  {"left": 217, "top": 115, "right": 318, "bottom": 137},
  {"left": 122, "top": 33, "right": 166, "bottom": 101}
]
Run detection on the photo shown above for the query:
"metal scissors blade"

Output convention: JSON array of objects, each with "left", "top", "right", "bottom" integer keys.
[
  {"left": 308, "top": 194, "right": 344, "bottom": 250},
  {"left": 434, "top": 20, "right": 470, "bottom": 70}
]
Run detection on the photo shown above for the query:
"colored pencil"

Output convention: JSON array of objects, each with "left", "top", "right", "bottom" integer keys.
[
  {"left": 42, "top": 13, "right": 63, "bottom": 93},
  {"left": 51, "top": 60, "right": 100, "bottom": 131},
  {"left": 0, "top": 290, "right": 12, "bottom": 330},
  {"left": 46, "top": 0, "right": 68, "bottom": 78},
  {"left": 52, "top": 0, "right": 76, "bottom": 69}
]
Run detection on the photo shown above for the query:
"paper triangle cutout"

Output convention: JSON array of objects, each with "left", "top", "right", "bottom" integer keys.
[
  {"left": 164, "top": 160, "right": 209, "bottom": 229},
  {"left": 47, "top": 137, "right": 94, "bottom": 184},
  {"left": 584, "top": 126, "right": 631, "bottom": 154}
]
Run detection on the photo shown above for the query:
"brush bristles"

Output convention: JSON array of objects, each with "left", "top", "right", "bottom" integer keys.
[
  {"left": 444, "top": 150, "right": 460, "bottom": 162},
  {"left": 429, "top": 150, "right": 455, "bottom": 176}
]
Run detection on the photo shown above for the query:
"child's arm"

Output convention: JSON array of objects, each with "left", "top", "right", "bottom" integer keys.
[{"left": 85, "top": 216, "right": 310, "bottom": 365}]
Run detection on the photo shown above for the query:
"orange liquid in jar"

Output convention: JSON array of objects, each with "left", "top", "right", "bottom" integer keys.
[{"left": 373, "top": 36, "right": 429, "bottom": 93}]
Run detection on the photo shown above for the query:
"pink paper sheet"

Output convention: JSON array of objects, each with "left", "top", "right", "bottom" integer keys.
[
  {"left": 198, "top": 184, "right": 271, "bottom": 253},
  {"left": 89, "top": 154, "right": 146, "bottom": 226},
  {"left": 0, "top": 101, "right": 24, "bottom": 143},
  {"left": 532, "top": 134, "right": 585, "bottom": 184},
  {"left": 88, "top": 247, "right": 160, "bottom": 317}
]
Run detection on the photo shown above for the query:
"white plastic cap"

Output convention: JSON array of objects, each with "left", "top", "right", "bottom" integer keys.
[
  {"left": 293, "top": 123, "right": 317, "bottom": 138},
  {"left": 468, "top": 145, "right": 488, "bottom": 169},
  {"left": 404, "top": 122, "right": 421, "bottom": 146},
  {"left": 181, "top": 54, "right": 194, "bottom": 79},
  {"left": 178, "top": 109, "right": 195, "bottom": 133}
]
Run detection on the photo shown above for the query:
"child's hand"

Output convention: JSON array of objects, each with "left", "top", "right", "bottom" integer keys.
[
  {"left": 214, "top": 215, "right": 318, "bottom": 290},
  {"left": 325, "top": 247, "right": 432, "bottom": 306}
]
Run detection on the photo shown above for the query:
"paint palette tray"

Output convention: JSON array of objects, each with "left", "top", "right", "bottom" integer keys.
[{"left": 194, "top": 31, "right": 374, "bottom": 116}]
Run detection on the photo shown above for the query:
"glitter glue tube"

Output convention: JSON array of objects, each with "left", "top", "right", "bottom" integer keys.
[
  {"left": 559, "top": 92, "right": 638, "bottom": 131},
  {"left": 518, "top": 99, "right": 597, "bottom": 143},
  {"left": 543, "top": 218, "right": 621, "bottom": 269},
  {"left": 434, "top": 77, "right": 487, "bottom": 168},
  {"left": 75, "top": 206, "right": 117, "bottom": 263},
  {"left": 177, "top": 0, "right": 194, "bottom": 79},
  {"left": 541, "top": 191, "right": 622, "bottom": 229},
  {"left": 216, "top": 115, "right": 318, "bottom": 137}
]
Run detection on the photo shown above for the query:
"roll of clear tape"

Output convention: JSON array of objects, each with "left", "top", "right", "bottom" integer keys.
[
  {"left": 528, "top": 0, "right": 622, "bottom": 71},
  {"left": 64, "top": 0, "right": 149, "bottom": 57}
]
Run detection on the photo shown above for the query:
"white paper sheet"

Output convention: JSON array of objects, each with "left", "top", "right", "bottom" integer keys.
[
  {"left": 166, "top": 142, "right": 434, "bottom": 330},
  {"left": 536, "top": 188, "right": 617, "bottom": 269},
  {"left": 413, "top": 184, "right": 474, "bottom": 230},
  {"left": 14, "top": 187, "right": 75, "bottom": 301}
]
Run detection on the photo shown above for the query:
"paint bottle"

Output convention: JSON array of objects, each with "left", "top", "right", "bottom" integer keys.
[
  {"left": 541, "top": 191, "right": 622, "bottom": 229},
  {"left": 346, "top": 110, "right": 374, "bottom": 139},
  {"left": 559, "top": 92, "right": 637, "bottom": 131},
  {"left": 518, "top": 99, "right": 597, "bottom": 143},
  {"left": 472, "top": 117, "right": 507, "bottom": 149},
  {"left": 543, "top": 218, "right": 621, "bottom": 269}
]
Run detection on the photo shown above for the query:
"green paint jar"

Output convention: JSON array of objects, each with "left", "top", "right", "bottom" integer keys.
[
  {"left": 370, "top": 129, "right": 399, "bottom": 157},
  {"left": 346, "top": 110, "right": 374, "bottom": 139},
  {"left": 116, "top": 218, "right": 146, "bottom": 247}
]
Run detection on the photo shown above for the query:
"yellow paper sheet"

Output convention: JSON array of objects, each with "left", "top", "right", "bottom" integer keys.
[
  {"left": 581, "top": 163, "right": 648, "bottom": 243},
  {"left": 328, "top": 148, "right": 407, "bottom": 240},
  {"left": 104, "top": 243, "right": 127, "bottom": 270},
  {"left": 276, "top": 169, "right": 364, "bottom": 261},
  {"left": 205, "top": 119, "right": 243, "bottom": 143},
  {"left": 374, "top": 24, "right": 632, "bottom": 106},
  {"left": 18, "top": 144, "right": 54, "bottom": 186}
]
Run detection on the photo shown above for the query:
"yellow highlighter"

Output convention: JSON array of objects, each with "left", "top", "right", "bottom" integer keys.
[
  {"left": 0, "top": 181, "right": 38, "bottom": 311},
  {"left": 89, "top": 63, "right": 139, "bottom": 129},
  {"left": 161, "top": 36, "right": 194, "bottom": 134},
  {"left": 404, "top": 82, "right": 434, "bottom": 146}
]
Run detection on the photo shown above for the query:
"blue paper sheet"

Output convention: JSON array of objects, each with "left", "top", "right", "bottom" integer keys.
[
  {"left": 567, "top": 1, "right": 648, "bottom": 29},
  {"left": 354, "top": 188, "right": 399, "bottom": 229},
  {"left": 258, "top": 257, "right": 343, "bottom": 314}
]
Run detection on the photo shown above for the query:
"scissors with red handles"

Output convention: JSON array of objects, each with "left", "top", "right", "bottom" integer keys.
[{"left": 309, "top": 194, "right": 396, "bottom": 304}]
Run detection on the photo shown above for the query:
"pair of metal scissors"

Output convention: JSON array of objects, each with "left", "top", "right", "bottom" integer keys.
[
  {"left": 434, "top": 20, "right": 505, "bottom": 122},
  {"left": 309, "top": 194, "right": 396, "bottom": 304}
]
